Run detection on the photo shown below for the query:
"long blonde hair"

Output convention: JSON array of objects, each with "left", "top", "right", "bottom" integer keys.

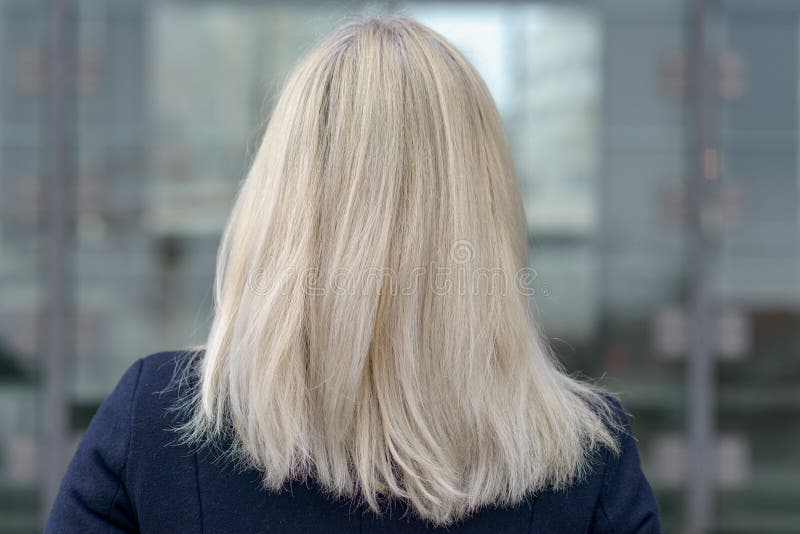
[{"left": 180, "top": 15, "right": 619, "bottom": 526}]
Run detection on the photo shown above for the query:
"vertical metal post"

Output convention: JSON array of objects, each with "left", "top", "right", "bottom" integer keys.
[
  {"left": 686, "top": 0, "right": 715, "bottom": 532},
  {"left": 41, "top": 0, "right": 78, "bottom": 519}
]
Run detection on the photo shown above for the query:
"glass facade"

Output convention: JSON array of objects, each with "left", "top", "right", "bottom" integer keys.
[{"left": 0, "top": 1, "right": 798, "bottom": 532}]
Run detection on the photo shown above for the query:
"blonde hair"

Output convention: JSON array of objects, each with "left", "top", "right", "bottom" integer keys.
[{"left": 180, "top": 15, "right": 619, "bottom": 526}]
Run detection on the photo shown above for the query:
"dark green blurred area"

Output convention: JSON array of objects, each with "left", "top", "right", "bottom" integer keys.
[{"left": 1, "top": 1, "right": 798, "bottom": 532}]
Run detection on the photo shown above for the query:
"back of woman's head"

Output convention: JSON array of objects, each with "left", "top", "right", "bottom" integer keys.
[{"left": 182, "top": 15, "right": 619, "bottom": 526}]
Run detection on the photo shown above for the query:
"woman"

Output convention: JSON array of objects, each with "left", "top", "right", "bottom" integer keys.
[{"left": 47, "top": 16, "right": 660, "bottom": 533}]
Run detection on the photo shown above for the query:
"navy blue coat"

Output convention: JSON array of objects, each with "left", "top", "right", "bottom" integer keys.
[{"left": 46, "top": 351, "right": 661, "bottom": 533}]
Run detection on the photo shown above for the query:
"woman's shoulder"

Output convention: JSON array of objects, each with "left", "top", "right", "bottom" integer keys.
[
  {"left": 109, "top": 348, "right": 198, "bottom": 387},
  {"left": 588, "top": 394, "right": 662, "bottom": 533},
  {"left": 528, "top": 393, "right": 660, "bottom": 532},
  {"left": 45, "top": 350, "right": 204, "bottom": 532},
  {"left": 90, "top": 350, "right": 204, "bottom": 479},
  {"left": 124, "top": 349, "right": 203, "bottom": 440},
  {"left": 96, "top": 350, "right": 197, "bottom": 430},
  {"left": 136, "top": 348, "right": 202, "bottom": 391}
]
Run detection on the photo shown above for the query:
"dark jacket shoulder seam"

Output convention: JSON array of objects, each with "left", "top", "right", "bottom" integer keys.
[
  {"left": 105, "top": 481, "right": 124, "bottom": 534},
  {"left": 597, "top": 439, "right": 618, "bottom": 532},
  {"left": 103, "top": 359, "right": 143, "bottom": 531},
  {"left": 122, "top": 359, "right": 144, "bottom": 502}
]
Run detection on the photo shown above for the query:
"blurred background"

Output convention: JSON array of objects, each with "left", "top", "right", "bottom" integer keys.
[{"left": 0, "top": 0, "right": 798, "bottom": 532}]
